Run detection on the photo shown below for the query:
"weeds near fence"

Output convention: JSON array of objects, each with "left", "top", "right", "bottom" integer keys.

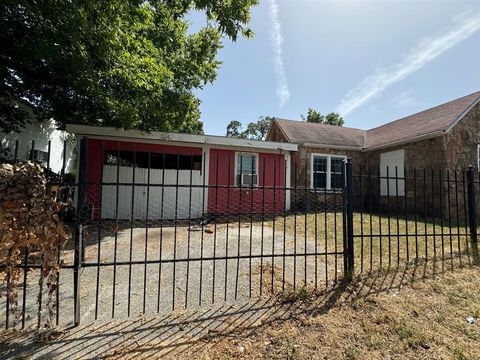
[
  {"left": 180, "top": 263, "right": 480, "bottom": 360},
  {"left": 266, "top": 213, "right": 470, "bottom": 264}
]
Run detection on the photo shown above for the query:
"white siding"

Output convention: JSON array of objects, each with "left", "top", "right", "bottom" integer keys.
[
  {"left": 380, "top": 149, "right": 405, "bottom": 196},
  {"left": 0, "top": 119, "right": 75, "bottom": 173},
  {"left": 101, "top": 165, "right": 204, "bottom": 219}
]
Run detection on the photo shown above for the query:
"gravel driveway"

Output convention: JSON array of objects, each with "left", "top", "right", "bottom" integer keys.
[{"left": 1, "top": 221, "right": 329, "bottom": 330}]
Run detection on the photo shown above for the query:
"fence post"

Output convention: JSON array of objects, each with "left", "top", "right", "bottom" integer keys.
[
  {"left": 345, "top": 158, "right": 354, "bottom": 280},
  {"left": 467, "top": 166, "right": 479, "bottom": 263},
  {"left": 73, "top": 137, "right": 88, "bottom": 326}
]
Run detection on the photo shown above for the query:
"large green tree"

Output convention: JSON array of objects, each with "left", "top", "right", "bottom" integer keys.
[
  {"left": 225, "top": 116, "right": 272, "bottom": 140},
  {"left": 301, "top": 108, "right": 344, "bottom": 126},
  {"left": 300, "top": 108, "right": 323, "bottom": 123},
  {"left": 225, "top": 120, "right": 245, "bottom": 138},
  {"left": 0, "top": 0, "right": 258, "bottom": 134}
]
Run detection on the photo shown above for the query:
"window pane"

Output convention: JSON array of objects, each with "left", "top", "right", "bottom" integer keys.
[
  {"left": 331, "top": 173, "right": 343, "bottom": 189},
  {"left": 313, "top": 156, "right": 327, "bottom": 172},
  {"left": 104, "top": 150, "right": 201, "bottom": 170},
  {"left": 313, "top": 172, "right": 327, "bottom": 188},
  {"left": 331, "top": 158, "right": 344, "bottom": 173},
  {"left": 237, "top": 174, "right": 258, "bottom": 186},
  {"left": 237, "top": 154, "right": 256, "bottom": 174}
]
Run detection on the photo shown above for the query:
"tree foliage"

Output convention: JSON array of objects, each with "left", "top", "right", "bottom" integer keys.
[
  {"left": 244, "top": 116, "right": 272, "bottom": 140},
  {"left": 301, "top": 108, "right": 344, "bottom": 126},
  {"left": 0, "top": 0, "right": 258, "bottom": 134},
  {"left": 225, "top": 120, "right": 244, "bottom": 138},
  {"left": 300, "top": 108, "right": 323, "bottom": 123},
  {"left": 225, "top": 116, "right": 272, "bottom": 140},
  {"left": 324, "top": 112, "right": 345, "bottom": 126},
  {"left": 226, "top": 108, "right": 344, "bottom": 141}
]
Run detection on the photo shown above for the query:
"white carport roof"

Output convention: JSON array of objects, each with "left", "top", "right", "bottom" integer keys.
[{"left": 66, "top": 124, "right": 298, "bottom": 152}]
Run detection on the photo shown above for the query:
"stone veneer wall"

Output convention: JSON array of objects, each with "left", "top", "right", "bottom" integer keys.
[
  {"left": 363, "top": 136, "right": 448, "bottom": 219},
  {"left": 267, "top": 105, "right": 480, "bottom": 220},
  {"left": 444, "top": 102, "right": 480, "bottom": 171},
  {"left": 443, "top": 102, "right": 480, "bottom": 221},
  {"left": 364, "top": 102, "right": 480, "bottom": 222}
]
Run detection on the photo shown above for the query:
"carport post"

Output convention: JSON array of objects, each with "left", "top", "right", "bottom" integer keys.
[
  {"left": 467, "top": 165, "right": 479, "bottom": 264},
  {"left": 74, "top": 137, "right": 88, "bottom": 326}
]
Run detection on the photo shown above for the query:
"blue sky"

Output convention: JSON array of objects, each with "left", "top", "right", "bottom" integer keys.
[{"left": 192, "top": 0, "right": 480, "bottom": 135}]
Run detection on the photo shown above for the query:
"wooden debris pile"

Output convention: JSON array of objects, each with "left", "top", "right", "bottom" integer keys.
[{"left": 0, "top": 162, "right": 71, "bottom": 326}]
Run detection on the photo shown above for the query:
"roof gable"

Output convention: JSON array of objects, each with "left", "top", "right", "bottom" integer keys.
[
  {"left": 270, "top": 91, "right": 480, "bottom": 151},
  {"left": 365, "top": 91, "right": 480, "bottom": 149}
]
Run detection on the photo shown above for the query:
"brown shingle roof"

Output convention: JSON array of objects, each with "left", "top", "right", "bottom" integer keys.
[
  {"left": 272, "top": 119, "right": 366, "bottom": 148},
  {"left": 272, "top": 91, "right": 480, "bottom": 151},
  {"left": 365, "top": 91, "right": 480, "bottom": 149}
]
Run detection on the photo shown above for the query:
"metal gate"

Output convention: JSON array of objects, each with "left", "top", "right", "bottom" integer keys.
[{"left": 68, "top": 138, "right": 350, "bottom": 326}]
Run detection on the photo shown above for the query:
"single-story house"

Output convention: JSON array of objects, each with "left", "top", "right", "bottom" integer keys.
[
  {"left": 66, "top": 90, "right": 479, "bottom": 221},
  {"left": 0, "top": 119, "right": 75, "bottom": 173},
  {"left": 267, "top": 91, "right": 480, "bottom": 217},
  {"left": 66, "top": 124, "right": 297, "bottom": 220}
]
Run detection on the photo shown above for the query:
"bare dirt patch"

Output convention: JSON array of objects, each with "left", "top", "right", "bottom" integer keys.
[
  {"left": 182, "top": 263, "right": 480, "bottom": 360},
  {"left": 1, "top": 261, "right": 479, "bottom": 359}
]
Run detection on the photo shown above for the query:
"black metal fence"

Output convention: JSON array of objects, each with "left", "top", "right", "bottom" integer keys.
[
  {"left": 1, "top": 138, "right": 479, "bottom": 330},
  {"left": 350, "top": 166, "right": 478, "bottom": 274},
  {"left": 71, "top": 138, "right": 347, "bottom": 327}
]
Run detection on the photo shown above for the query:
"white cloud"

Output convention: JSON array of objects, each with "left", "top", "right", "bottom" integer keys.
[
  {"left": 268, "top": 0, "right": 290, "bottom": 107},
  {"left": 392, "top": 91, "right": 419, "bottom": 107},
  {"left": 336, "top": 11, "right": 480, "bottom": 116}
]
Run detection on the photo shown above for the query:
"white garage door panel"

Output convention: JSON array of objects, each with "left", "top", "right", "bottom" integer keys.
[
  {"left": 380, "top": 149, "right": 405, "bottom": 196},
  {"left": 101, "top": 165, "right": 203, "bottom": 219}
]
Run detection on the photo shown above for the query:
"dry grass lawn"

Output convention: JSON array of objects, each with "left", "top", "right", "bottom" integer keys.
[
  {"left": 181, "top": 212, "right": 476, "bottom": 359},
  {"left": 2, "top": 212, "right": 478, "bottom": 359},
  {"left": 185, "top": 263, "right": 480, "bottom": 359},
  {"left": 257, "top": 212, "right": 472, "bottom": 274}
]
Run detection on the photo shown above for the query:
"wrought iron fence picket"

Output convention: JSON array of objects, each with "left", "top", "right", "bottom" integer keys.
[{"left": 2, "top": 138, "right": 480, "bottom": 330}]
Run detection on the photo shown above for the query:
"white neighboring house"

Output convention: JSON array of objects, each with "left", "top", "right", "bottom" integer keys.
[{"left": 0, "top": 119, "right": 75, "bottom": 173}]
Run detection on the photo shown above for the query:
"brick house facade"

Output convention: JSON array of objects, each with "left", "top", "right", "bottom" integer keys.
[{"left": 267, "top": 91, "right": 480, "bottom": 219}]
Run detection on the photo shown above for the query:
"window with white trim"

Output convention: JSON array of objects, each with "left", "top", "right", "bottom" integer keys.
[
  {"left": 236, "top": 152, "right": 258, "bottom": 187},
  {"left": 311, "top": 154, "right": 346, "bottom": 190}
]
